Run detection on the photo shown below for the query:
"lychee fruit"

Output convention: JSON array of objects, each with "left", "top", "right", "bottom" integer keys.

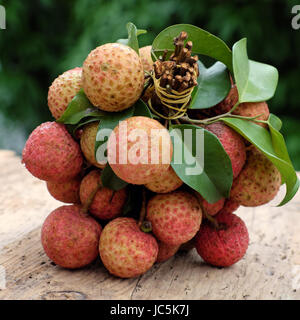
[
  {"left": 230, "top": 146, "right": 281, "bottom": 206},
  {"left": 179, "top": 237, "right": 196, "bottom": 252},
  {"left": 195, "top": 211, "right": 249, "bottom": 267},
  {"left": 156, "top": 241, "right": 180, "bottom": 263},
  {"left": 22, "top": 122, "right": 83, "bottom": 182},
  {"left": 80, "top": 121, "right": 106, "bottom": 168},
  {"left": 215, "top": 83, "right": 238, "bottom": 115},
  {"left": 146, "top": 191, "right": 202, "bottom": 246},
  {"left": 222, "top": 198, "right": 240, "bottom": 214},
  {"left": 139, "top": 45, "right": 153, "bottom": 72},
  {"left": 46, "top": 176, "right": 81, "bottom": 204},
  {"left": 82, "top": 43, "right": 144, "bottom": 112},
  {"left": 41, "top": 205, "right": 102, "bottom": 269},
  {"left": 47, "top": 67, "right": 82, "bottom": 119},
  {"left": 206, "top": 122, "right": 246, "bottom": 178},
  {"left": 107, "top": 116, "right": 173, "bottom": 185},
  {"left": 233, "top": 101, "right": 270, "bottom": 128},
  {"left": 79, "top": 170, "right": 127, "bottom": 220},
  {"left": 99, "top": 217, "right": 158, "bottom": 278},
  {"left": 145, "top": 166, "right": 183, "bottom": 193},
  {"left": 200, "top": 196, "right": 225, "bottom": 216}
]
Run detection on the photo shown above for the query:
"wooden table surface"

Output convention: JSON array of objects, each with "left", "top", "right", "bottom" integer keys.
[{"left": 0, "top": 149, "right": 299, "bottom": 300}]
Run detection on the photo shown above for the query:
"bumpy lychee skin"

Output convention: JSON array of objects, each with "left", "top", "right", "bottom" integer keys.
[
  {"left": 46, "top": 176, "right": 81, "bottom": 204},
  {"left": 145, "top": 166, "right": 183, "bottom": 193},
  {"left": 156, "top": 241, "right": 180, "bottom": 263},
  {"left": 107, "top": 116, "right": 173, "bottom": 185},
  {"left": 233, "top": 101, "right": 269, "bottom": 128},
  {"left": 82, "top": 43, "right": 144, "bottom": 112},
  {"left": 200, "top": 196, "right": 225, "bottom": 216},
  {"left": 206, "top": 122, "right": 246, "bottom": 178},
  {"left": 80, "top": 121, "right": 106, "bottom": 169},
  {"left": 99, "top": 217, "right": 158, "bottom": 278},
  {"left": 231, "top": 146, "right": 281, "bottom": 206},
  {"left": 79, "top": 170, "right": 127, "bottom": 220},
  {"left": 48, "top": 67, "right": 82, "bottom": 119},
  {"left": 139, "top": 45, "right": 153, "bottom": 72},
  {"left": 41, "top": 205, "right": 102, "bottom": 269},
  {"left": 222, "top": 198, "right": 240, "bottom": 214},
  {"left": 146, "top": 191, "right": 202, "bottom": 246},
  {"left": 22, "top": 122, "right": 83, "bottom": 182},
  {"left": 195, "top": 211, "right": 249, "bottom": 267},
  {"left": 215, "top": 84, "right": 239, "bottom": 115}
]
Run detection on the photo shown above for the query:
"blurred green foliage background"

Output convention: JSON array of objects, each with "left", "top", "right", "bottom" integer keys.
[{"left": 0, "top": 0, "right": 299, "bottom": 168}]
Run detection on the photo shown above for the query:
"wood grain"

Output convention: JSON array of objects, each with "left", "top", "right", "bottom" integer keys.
[{"left": 0, "top": 150, "right": 299, "bottom": 300}]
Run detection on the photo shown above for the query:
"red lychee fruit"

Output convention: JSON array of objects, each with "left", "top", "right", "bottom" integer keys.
[
  {"left": 199, "top": 196, "right": 225, "bottom": 216},
  {"left": 195, "top": 211, "right": 249, "bottom": 267},
  {"left": 230, "top": 146, "right": 281, "bottom": 206},
  {"left": 156, "top": 241, "right": 180, "bottom": 263},
  {"left": 139, "top": 45, "right": 153, "bottom": 72},
  {"left": 99, "top": 217, "right": 158, "bottom": 278},
  {"left": 41, "top": 205, "right": 102, "bottom": 269},
  {"left": 48, "top": 67, "right": 82, "bottom": 119},
  {"left": 233, "top": 101, "right": 270, "bottom": 128},
  {"left": 146, "top": 191, "right": 202, "bottom": 246},
  {"left": 107, "top": 116, "right": 173, "bottom": 185},
  {"left": 22, "top": 122, "right": 83, "bottom": 182},
  {"left": 215, "top": 83, "right": 239, "bottom": 115},
  {"left": 46, "top": 176, "right": 81, "bottom": 204},
  {"left": 80, "top": 121, "right": 106, "bottom": 169},
  {"left": 222, "top": 198, "right": 240, "bottom": 214},
  {"left": 206, "top": 122, "right": 246, "bottom": 178},
  {"left": 145, "top": 166, "right": 183, "bottom": 193},
  {"left": 82, "top": 43, "right": 144, "bottom": 112},
  {"left": 79, "top": 170, "right": 127, "bottom": 220}
]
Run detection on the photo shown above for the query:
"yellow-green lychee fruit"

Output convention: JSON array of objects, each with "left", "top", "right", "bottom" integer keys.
[
  {"left": 139, "top": 45, "right": 153, "bottom": 72},
  {"left": 48, "top": 67, "right": 82, "bottom": 119},
  {"left": 80, "top": 121, "right": 106, "bottom": 169},
  {"left": 82, "top": 43, "right": 144, "bottom": 112}
]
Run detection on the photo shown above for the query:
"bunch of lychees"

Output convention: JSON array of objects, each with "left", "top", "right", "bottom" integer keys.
[{"left": 22, "top": 27, "right": 287, "bottom": 279}]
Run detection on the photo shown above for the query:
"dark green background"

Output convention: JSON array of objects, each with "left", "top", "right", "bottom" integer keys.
[{"left": 0, "top": 0, "right": 299, "bottom": 168}]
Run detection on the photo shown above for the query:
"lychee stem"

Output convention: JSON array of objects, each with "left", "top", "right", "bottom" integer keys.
[
  {"left": 138, "top": 188, "right": 147, "bottom": 228},
  {"left": 81, "top": 182, "right": 102, "bottom": 214}
]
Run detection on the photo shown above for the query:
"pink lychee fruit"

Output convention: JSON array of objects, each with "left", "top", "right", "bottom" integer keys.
[
  {"left": 80, "top": 121, "right": 106, "bottom": 169},
  {"left": 22, "top": 122, "right": 83, "bottom": 182},
  {"left": 139, "top": 45, "right": 153, "bottom": 72},
  {"left": 233, "top": 101, "right": 270, "bottom": 128},
  {"left": 156, "top": 241, "right": 180, "bottom": 263},
  {"left": 79, "top": 170, "right": 127, "bottom": 220},
  {"left": 41, "top": 205, "right": 102, "bottom": 269},
  {"left": 82, "top": 43, "right": 144, "bottom": 112},
  {"left": 145, "top": 166, "right": 183, "bottom": 193},
  {"left": 107, "top": 116, "right": 173, "bottom": 185},
  {"left": 230, "top": 146, "right": 281, "bottom": 206},
  {"left": 46, "top": 176, "right": 81, "bottom": 204},
  {"left": 99, "top": 217, "right": 158, "bottom": 278},
  {"left": 206, "top": 122, "right": 246, "bottom": 178},
  {"left": 146, "top": 191, "right": 202, "bottom": 246},
  {"left": 195, "top": 211, "right": 249, "bottom": 267},
  {"left": 47, "top": 67, "right": 82, "bottom": 119}
]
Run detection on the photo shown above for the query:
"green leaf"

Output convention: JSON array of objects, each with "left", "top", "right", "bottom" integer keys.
[
  {"left": 116, "top": 22, "right": 147, "bottom": 54},
  {"left": 232, "top": 38, "right": 279, "bottom": 103},
  {"left": 268, "top": 113, "right": 282, "bottom": 131},
  {"left": 133, "top": 99, "right": 153, "bottom": 118},
  {"left": 57, "top": 89, "right": 105, "bottom": 125},
  {"left": 189, "top": 61, "right": 231, "bottom": 109},
  {"left": 222, "top": 117, "right": 299, "bottom": 206},
  {"left": 169, "top": 124, "right": 233, "bottom": 203},
  {"left": 152, "top": 24, "right": 233, "bottom": 73},
  {"left": 101, "top": 163, "right": 128, "bottom": 191}
]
